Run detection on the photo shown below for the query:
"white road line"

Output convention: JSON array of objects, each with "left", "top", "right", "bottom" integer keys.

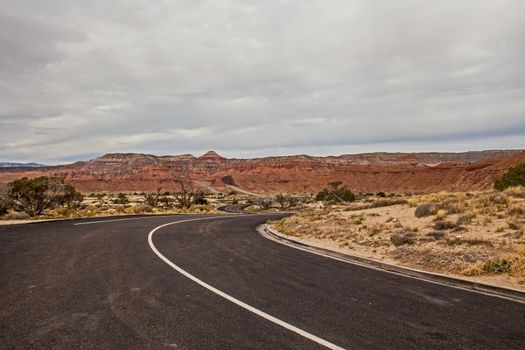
[
  {"left": 148, "top": 216, "right": 346, "bottom": 350},
  {"left": 74, "top": 215, "right": 178, "bottom": 225}
]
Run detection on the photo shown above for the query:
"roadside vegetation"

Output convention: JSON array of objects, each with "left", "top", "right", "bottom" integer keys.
[
  {"left": 0, "top": 176, "right": 306, "bottom": 222},
  {"left": 494, "top": 162, "right": 525, "bottom": 190},
  {"left": 271, "top": 179, "right": 525, "bottom": 290}
]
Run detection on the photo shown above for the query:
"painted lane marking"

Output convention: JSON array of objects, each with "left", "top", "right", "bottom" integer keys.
[
  {"left": 73, "top": 215, "right": 179, "bottom": 226},
  {"left": 148, "top": 216, "right": 346, "bottom": 350}
]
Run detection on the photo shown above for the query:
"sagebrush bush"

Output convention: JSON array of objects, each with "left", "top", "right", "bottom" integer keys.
[
  {"left": 390, "top": 232, "right": 415, "bottom": 246},
  {"left": 433, "top": 221, "right": 458, "bottom": 230},
  {"left": 489, "top": 192, "right": 507, "bottom": 204},
  {"left": 131, "top": 205, "right": 153, "bottom": 214},
  {"left": 415, "top": 203, "right": 437, "bottom": 217}
]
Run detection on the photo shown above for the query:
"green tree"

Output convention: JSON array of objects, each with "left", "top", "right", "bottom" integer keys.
[
  {"left": 113, "top": 193, "right": 129, "bottom": 205},
  {"left": 494, "top": 163, "right": 525, "bottom": 190},
  {"left": 7, "top": 177, "right": 80, "bottom": 216},
  {"left": 60, "top": 184, "right": 84, "bottom": 209},
  {"left": 275, "top": 193, "right": 298, "bottom": 209}
]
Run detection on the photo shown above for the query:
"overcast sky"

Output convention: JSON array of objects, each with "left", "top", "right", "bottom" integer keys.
[{"left": 1, "top": 0, "right": 524, "bottom": 164}]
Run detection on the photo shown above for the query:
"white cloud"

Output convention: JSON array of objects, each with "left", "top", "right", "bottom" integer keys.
[{"left": 0, "top": 0, "right": 524, "bottom": 163}]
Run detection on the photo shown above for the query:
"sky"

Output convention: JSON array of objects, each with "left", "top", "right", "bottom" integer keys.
[{"left": 1, "top": 0, "right": 524, "bottom": 164}]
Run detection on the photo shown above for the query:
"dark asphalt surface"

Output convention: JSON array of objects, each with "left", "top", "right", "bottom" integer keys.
[{"left": 1, "top": 214, "right": 524, "bottom": 349}]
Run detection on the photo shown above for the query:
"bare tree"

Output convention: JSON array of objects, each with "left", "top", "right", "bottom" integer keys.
[
  {"left": 170, "top": 163, "right": 206, "bottom": 208},
  {"left": 275, "top": 193, "right": 299, "bottom": 209},
  {"left": 255, "top": 197, "right": 273, "bottom": 210},
  {"left": 144, "top": 186, "right": 162, "bottom": 207}
]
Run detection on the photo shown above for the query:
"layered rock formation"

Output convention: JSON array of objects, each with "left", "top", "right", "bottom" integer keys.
[{"left": 1, "top": 150, "right": 523, "bottom": 194}]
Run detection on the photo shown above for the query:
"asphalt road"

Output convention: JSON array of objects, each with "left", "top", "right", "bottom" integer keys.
[{"left": 1, "top": 214, "right": 524, "bottom": 349}]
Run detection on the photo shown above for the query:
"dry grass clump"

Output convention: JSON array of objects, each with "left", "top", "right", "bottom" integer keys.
[
  {"left": 435, "top": 209, "right": 447, "bottom": 220},
  {"left": 456, "top": 212, "right": 476, "bottom": 225},
  {"left": 414, "top": 199, "right": 465, "bottom": 218},
  {"left": 508, "top": 206, "right": 524, "bottom": 216},
  {"left": 415, "top": 203, "right": 438, "bottom": 217},
  {"left": 392, "top": 247, "right": 492, "bottom": 274},
  {"left": 507, "top": 219, "right": 522, "bottom": 230},
  {"left": 504, "top": 186, "right": 525, "bottom": 198},
  {"left": 489, "top": 192, "right": 508, "bottom": 204},
  {"left": 464, "top": 247, "right": 525, "bottom": 277}
]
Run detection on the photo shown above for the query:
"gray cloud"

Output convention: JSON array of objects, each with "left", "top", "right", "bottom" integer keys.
[{"left": 0, "top": 0, "right": 524, "bottom": 163}]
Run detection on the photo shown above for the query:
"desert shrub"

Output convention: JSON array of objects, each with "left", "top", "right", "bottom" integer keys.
[
  {"left": 489, "top": 192, "right": 507, "bottom": 204},
  {"left": 113, "top": 193, "right": 129, "bottom": 205},
  {"left": 368, "top": 225, "right": 383, "bottom": 236},
  {"left": 456, "top": 213, "right": 476, "bottom": 225},
  {"left": 503, "top": 186, "right": 525, "bottom": 197},
  {"left": 415, "top": 203, "right": 437, "bottom": 218},
  {"left": 494, "top": 163, "right": 525, "bottom": 190},
  {"left": 376, "top": 191, "right": 386, "bottom": 197},
  {"left": 316, "top": 181, "right": 356, "bottom": 203},
  {"left": 373, "top": 198, "right": 407, "bottom": 208},
  {"left": 508, "top": 206, "right": 524, "bottom": 216},
  {"left": 275, "top": 193, "right": 299, "bottom": 209},
  {"left": 435, "top": 209, "right": 447, "bottom": 220},
  {"left": 194, "top": 194, "right": 208, "bottom": 205},
  {"left": 159, "top": 196, "right": 175, "bottom": 208},
  {"left": 463, "top": 238, "right": 493, "bottom": 246},
  {"left": 115, "top": 205, "right": 127, "bottom": 213},
  {"left": 437, "top": 199, "right": 463, "bottom": 214},
  {"left": 390, "top": 232, "right": 415, "bottom": 246},
  {"left": 255, "top": 197, "right": 273, "bottom": 210},
  {"left": 231, "top": 198, "right": 239, "bottom": 205},
  {"left": 144, "top": 191, "right": 161, "bottom": 207},
  {"left": 483, "top": 258, "right": 513, "bottom": 274},
  {"left": 433, "top": 221, "right": 458, "bottom": 230},
  {"left": 60, "top": 184, "right": 84, "bottom": 209},
  {"left": 508, "top": 220, "right": 521, "bottom": 230},
  {"left": 131, "top": 205, "right": 153, "bottom": 214}
]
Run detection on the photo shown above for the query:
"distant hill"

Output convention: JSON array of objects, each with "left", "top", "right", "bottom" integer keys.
[
  {"left": 1, "top": 149, "right": 523, "bottom": 193},
  {"left": 0, "top": 162, "right": 47, "bottom": 168}
]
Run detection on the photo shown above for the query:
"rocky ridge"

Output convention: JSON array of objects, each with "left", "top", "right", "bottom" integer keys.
[{"left": 0, "top": 150, "right": 523, "bottom": 194}]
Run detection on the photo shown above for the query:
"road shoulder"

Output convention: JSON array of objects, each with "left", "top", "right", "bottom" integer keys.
[{"left": 259, "top": 224, "right": 525, "bottom": 304}]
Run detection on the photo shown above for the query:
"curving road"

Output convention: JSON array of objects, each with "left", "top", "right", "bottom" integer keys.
[{"left": 1, "top": 214, "right": 524, "bottom": 349}]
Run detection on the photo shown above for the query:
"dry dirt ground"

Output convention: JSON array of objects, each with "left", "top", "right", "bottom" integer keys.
[{"left": 271, "top": 187, "right": 525, "bottom": 291}]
